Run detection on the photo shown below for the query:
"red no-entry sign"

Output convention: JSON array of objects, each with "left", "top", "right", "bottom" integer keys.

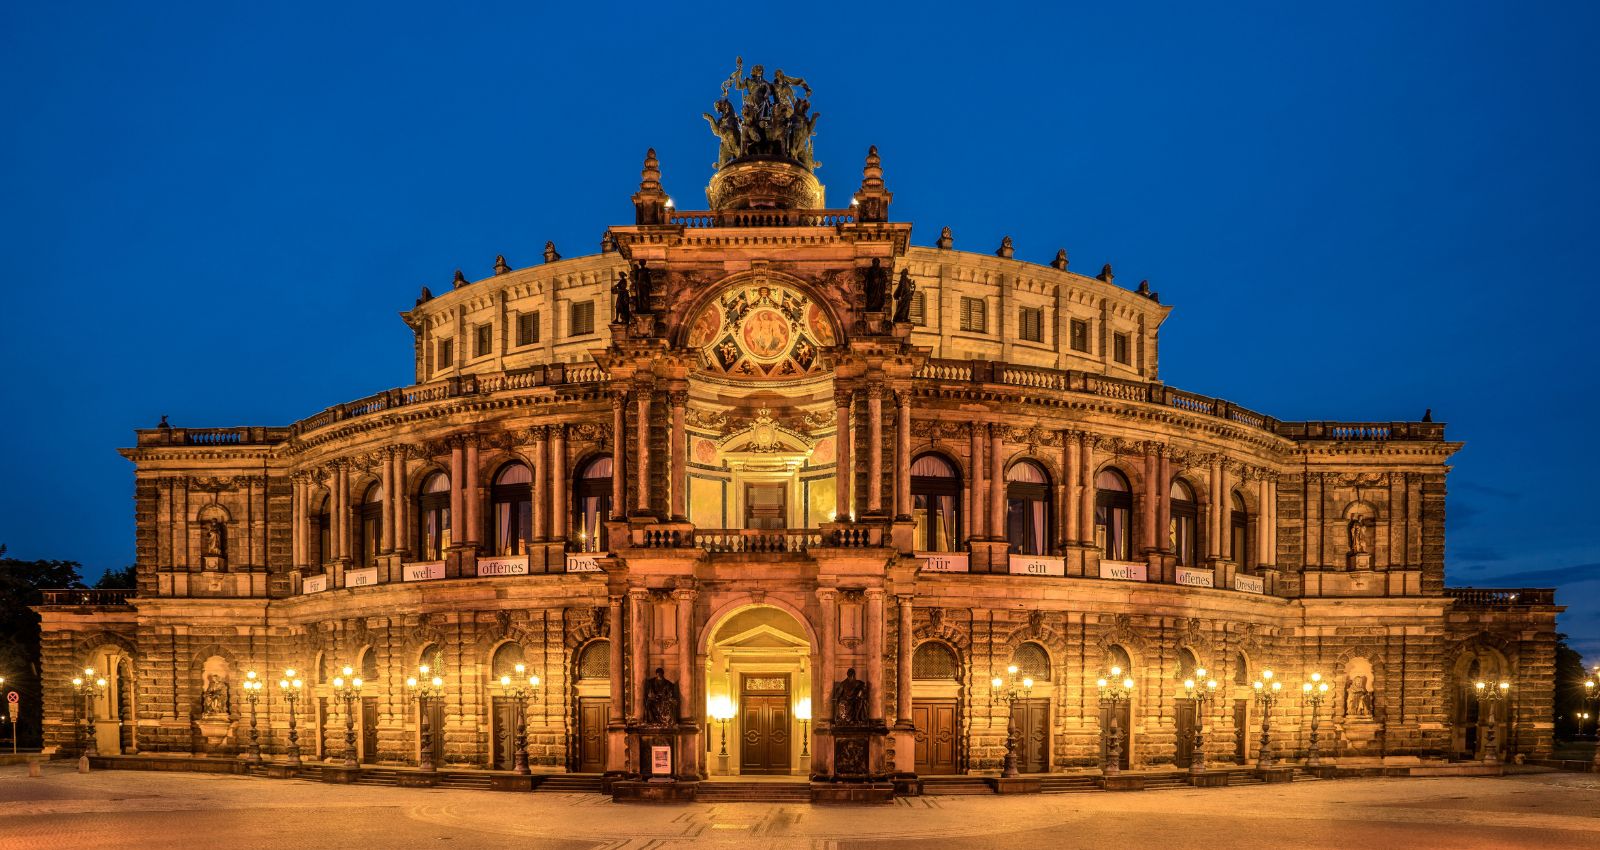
[{"left": 5, "top": 692, "right": 16, "bottom": 704}]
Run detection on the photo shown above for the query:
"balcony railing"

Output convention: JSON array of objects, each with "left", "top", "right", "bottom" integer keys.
[
  {"left": 39, "top": 588, "right": 136, "bottom": 607},
  {"left": 1444, "top": 587, "right": 1556, "bottom": 607},
  {"left": 667, "top": 208, "right": 857, "bottom": 228}
]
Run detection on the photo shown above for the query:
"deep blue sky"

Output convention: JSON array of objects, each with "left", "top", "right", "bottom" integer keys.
[{"left": 3, "top": 3, "right": 1596, "bottom": 656}]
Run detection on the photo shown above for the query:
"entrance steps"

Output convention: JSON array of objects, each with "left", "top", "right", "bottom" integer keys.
[
  {"left": 1038, "top": 775, "right": 1099, "bottom": 794},
  {"left": 697, "top": 780, "right": 811, "bottom": 802},
  {"left": 920, "top": 776, "right": 994, "bottom": 795},
  {"left": 537, "top": 773, "right": 604, "bottom": 793}
]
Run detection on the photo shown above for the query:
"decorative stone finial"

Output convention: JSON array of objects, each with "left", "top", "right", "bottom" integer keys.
[
  {"left": 1098, "top": 263, "right": 1114, "bottom": 283},
  {"left": 544, "top": 241, "right": 561, "bottom": 263},
  {"left": 996, "top": 236, "right": 1014, "bottom": 259},
  {"left": 416, "top": 285, "right": 433, "bottom": 306},
  {"left": 1136, "top": 279, "right": 1159, "bottom": 303},
  {"left": 1051, "top": 249, "right": 1068, "bottom": 270},
  {"left": 937, "top": 226, "right": 953, "bottom": 250},
  {"left": 601, "top": 231, "right": 616, "bottom": 253},
  {"left": 452, "top": 269, "right": 468, "bottom": 289},
  {"left": 633, "top": 149, "right": 670, "bottom": 225},
  {"left": 852, "top": 145, "right": 893, "bottom": 223},
  {"left": 493, "top": 255, "right": 511, "bottom": 275},
  {"left": 1422, "top": 408, "right": 1433, "bottom": 422},
  {"left": 860, "top": 145, "right": 884, "bottom": 190},
  {"left": 158, "top": 415, "right": 171, "bottom": 429},
  {"left": 639, "top": 148, "right": 662, "bottom": 192}
]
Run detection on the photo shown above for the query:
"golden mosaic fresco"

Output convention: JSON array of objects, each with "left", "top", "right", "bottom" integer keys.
[{"left": 687, "top": 283, "right": 836, "bottom": 379}]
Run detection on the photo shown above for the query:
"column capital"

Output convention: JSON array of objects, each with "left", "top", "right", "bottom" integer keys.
[
  {"left": 528, "top": 424, "right": 548, "bottom": 440},
  {"left": 671, "top": 585, "right": 697, "bottom": 601},
  {"left": 863, "top": 586, "right": 887, "bottom": 601},
  {"left": 610, "top": 392, "right": 628, "bottom": 410},
  {"left": 627, "top": 587, "right": 650, "bottom": 601},
  {"left": 667, "top": 390, "right": 689, "bottom": 407},
  {"left": 895, "top": 593, "right": 914, "bottom": 607},
  {"left": 816, "top": 587, "right": 838, "bottom": 602}
]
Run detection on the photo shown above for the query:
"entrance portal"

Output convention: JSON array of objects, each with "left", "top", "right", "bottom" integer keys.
[{"left": 704, "top": 603, "right": 814, "bottom": 777}]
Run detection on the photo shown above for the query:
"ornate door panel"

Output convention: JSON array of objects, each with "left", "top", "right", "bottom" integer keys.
[
  {"left": 1174, "top": 698, "right": 1195, "bottom": 768},
  {"left": 428, "top": 697, "right": 446, "bottom": 765},
  {"left": 360, "top": 696, "right": 379, "bottom": 763},
  {"left": 739, "top": 674, "right": 791, "bottom": 774},
  {"left": 1010, "top": 698, "right": 1049, "bottom": 773},
  {"left": 577, "top": 697, "right": 608, "bottom": 773},
  {"left": 1233, "top": 699, "right": 1249, "bottom": 763},
  {"left": 912, "top": 699, "right": 959, "bottom": 775},
  {"left": 492, "top": 697, "right": 516, "bottom": 769},
  {"left": 1099, "top": 702, "right": 1132, "bottom": 770}
]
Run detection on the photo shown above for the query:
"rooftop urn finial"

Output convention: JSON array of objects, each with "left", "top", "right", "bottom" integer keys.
[
  {"left": 1098, "top": 263, "right": 1114, "bottom": 283},
  {"left": 1422, "top": 408, "right": 1434, "bottom": 422},
  {"left": 452, "top": 269, "right": 468, "bottom": 289},
  {"left": 632, "top": 148, "right": 671, "bottom": 224},
  {"left": 493, "top": 255, "right": 511, "bottom": 275},
  {"left": 1136, "top": 279, "right": 1160, "bottom": 303},
  {"left": 601, "top": 230, "right": 616, "bottom": 253},
  {"left": 936, "top": 226, "right": 953, "bottom": 250},
  {"left": 416, "top": 285, "right": 433, "bottom": 306},
  {"left": 704, "top": 60, "right": 824, "bottom": 210},
  {"left": 1051, "top": 249, "right": 1069, "bottom": 270},
  {"left": 158, "top": 414, "right": 171, "bottom": 429},
  {"left": 996, "top": 236, "right": 1014, "bottom": 259},
  {"left": 543, "top": 241, "right": 561, "bottom": 263},
  {"left": 640, "top": 148, "right": 662, "bottom": 192},
  {"left": 851, "top": 145, "right": 893, "bottom": 222}
]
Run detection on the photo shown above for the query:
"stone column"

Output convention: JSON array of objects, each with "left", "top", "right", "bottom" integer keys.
[
  {"left": 1266, "top": 475, "right": 1279, "bottom": 566},
  {"left": 551, "top": 426, "right": 567, "bottom": 541},
  {"left": 629, "top": 588, "right": 650, "bottom": 722},
  {"left": 865, "top": 589, "right": 886, "bottom": 724},
  {"left": 816, "top": 588, "right": 838, "bottom": 777},
  {"left": 1258, "top": 475, "right": 1272, "bottom": 567},
  {"left": 867, "top": 383, "right": 884, "bottom": 514},
  {"left": 380, "top": 450, "right": 396, "bottom": 554},
  {"left": 1064, "top": 432, "right": 1080, "bottom": 545},
  {"left": 969, "top": 424, "right": 986, "bottom": 539},
  {"left": 1141, "top": 444, "right": 1158, "bottom": 554},
  {"left": 291, "top": 477, "right": 304, "bottom": 567},
  {"left": 989, "top": 424, "right": 1005, "bottom": 541},
  {"left": 1157, "top": 447, "right": 1172, "bottom": 553},
  {"left": 1207, "top": 455, "right": 1223, "bottom": 560},
  {"left": 531, "top": 427, "right": 548, "bottom": 542},
  {"left": 449, "top": 441, "right": 465, "bottom": 545},
  {"left": 607, "top": 596, "right": 625, "bottom": 726},
  {"left": 1218, "top": 461, "right": 1232, "bottom": 560},
  {"left": 669, "top": 390, "right": 688, "bottom": 521},
  {"left": 635, "top": 387, "right": 652, "bottom": 516},
  {"left": 335, "top": 462, "right": 350, "bottom": 561},
  {"left": 673, "top": 586, "right": 699, "bottom": 779},
  {"left": 895, "top": 390, "right": 912, "bottom": 520},
  {"left": 1079, "top": 434, "right": 1095, "bottom": 546},
  {"left": 465, "top": 437, "right": 480, "bottom": 546},
  {"left": 895, "top": 595, "right": 913, "bottom": 724},
  {"left": 835, "top": 389, "right": 852, "bottom": 521},
  {"left": 611, "top": 393, "right": 627, "bottom": 520}
]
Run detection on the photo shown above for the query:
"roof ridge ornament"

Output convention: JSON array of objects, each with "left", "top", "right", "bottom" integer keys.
[
  {"left": 633, "top": 149, "right": 670, "bottom": 225},
  {"left": 852, "top": 145, "right": 892, "bottom": 222}
]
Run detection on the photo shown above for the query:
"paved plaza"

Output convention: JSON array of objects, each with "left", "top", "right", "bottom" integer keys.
[{"left": 3, "top": 765, "right": 1600, "bottom": 849}]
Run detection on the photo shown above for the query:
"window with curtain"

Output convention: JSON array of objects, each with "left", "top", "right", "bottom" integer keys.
[
  {"left": 573, "top": 457, "right": 613, "bottom": 552},
  {"left": 910, "top": 454, "right": 961, "bottom": 551},
  {"left": 491, "top": 463, "right": 534, "bottom": 555},
  {"left": 1230, "top": 490, "right": 1249, "bottom": 568},
  {"left": 355, "top": 483, "right": 383, "bottom": 567},
  {"left": 1005, "top": 460, "right": 1051, "bottom": 556},
  {"left": 1170, "top": 479, "right": 1198, "bottom": 566},
  {"left": 417, "top": 472, "right": 451, "bottom": 560},
  {"left": 1095, "top": 469, "right": 1133, "bottom": 561},
  {"left": 312, "top": 492, "right": 331, "bottom": 566}
]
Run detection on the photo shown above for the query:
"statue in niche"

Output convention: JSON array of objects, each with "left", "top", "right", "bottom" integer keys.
[
  {"left": 1347, "top": 514, "right": 1370, "bottom": 554},
  {"left": 862, "top": 258, "right": 889, "bottom": 313},
  {"left": 892, "top": 268, "right": 916, "bottom": 323},
  {"left": 831, "top": 667, "right": 869, "bottom": 726},
  {"left": 1345, "top": 675, "right": 1374, "bottom": 718},
  {"left": 643, "top": 667, "right": 680, "bottom": 726},
  {"left": 201, "top": 673, "right": 230, "bottom": 717},
  {"left": 632, "top": 261, "right": 653, "bottom": 315},
  {"left": 611, "top": 271, "right": 632, "bottom": 324},
  {"left": 202, "top": 519, "right": 226, "bottom": 565}
]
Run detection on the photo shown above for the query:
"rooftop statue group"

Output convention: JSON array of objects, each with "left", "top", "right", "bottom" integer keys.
[{"left": 703, "top": 57, "right": 821, "bottom": 170}]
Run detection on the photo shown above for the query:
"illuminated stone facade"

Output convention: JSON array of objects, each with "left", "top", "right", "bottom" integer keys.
[{"left": 37, "top": 69, "right": 1558, "bottom": 787}]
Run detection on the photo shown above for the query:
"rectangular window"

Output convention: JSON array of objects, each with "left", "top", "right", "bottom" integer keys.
[
  {"left": 909, "top": 291, "right": 926, "bottom": 326},
  {"left": 1070, "top": 318, "right": 1090, "bottom": 353},
  {"left": 437, "top": 339, "right": 453, "bottom": 371},
  {"left": 516, "top": 311, "right": 540, "bottom": 346},
  {"left": 569, "top": 301, "right": 595, "bottom": 337},
  {"left": 474, "top": 323, "right": 492, "bottom": 358},
  {"left": 1019, "top": 307, "right": 1043, "bottom": 343},
  {"left": 959, "top": 297, "right": 987, "bottom": 334},
  {"left": 1113, "top": 332, "right": 1130, "bottom": 365}
]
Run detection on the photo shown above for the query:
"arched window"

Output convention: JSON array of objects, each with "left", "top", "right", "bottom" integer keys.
[
  {"left": 1105, "top": 644, "right": 1133, "bottom": 676},
  {"left": 418, "top": 642, "right": 444, "bottom": 674},
  {"left": 1170, "top": 479, "right": 1198, "bottom": 566},
  {"left": 1176, "top": 647, "right": 1199, "bottom": 680},
  {"left": 417, "top": 472, "right": 451, "bottom": 560},
  {"left": 491, "top": 463, "right": 534, "bottom": 556},
  {"left": 1005, "top": 461, "right": 1052, "bottom": 556},
  {"left": 573, "top": 457, "right": 613, "bottom": 552},
  {"left": 910, "top": 454, "right": 961, "bottom": 551},
  {"left": 313, "top": 491, "right": 331, "bottom": 566},
  {"left": 354, "top": 483, "right": 383, "bottom": 568},
  {"left": 1013, "top": 642, "right": 1051, "bottom": 681},
  {"left": 491, "top": 642, "right": 525, "bottom": 677},
  {"left": 912, "top": 642, "right": 960, "bottom": 680},
  {"left": 1095, "top": 469, "right": 1133, "bottom": 561},
  {"left": 1233, "top": 651, "right": 1249, "bottom": 686},
  {"left": 359, "top": 646, "right": 378, "bottom": 681},
  {"left": 577, "top": 640, "right": 610, "bottom": 680},
  {"left": 1230, "top": 490, "right": 1249, "bottom": 568}
]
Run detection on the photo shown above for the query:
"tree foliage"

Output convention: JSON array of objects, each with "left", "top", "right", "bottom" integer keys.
[{"left": 0, "top": 544, "right": 85, "bottom": 749}]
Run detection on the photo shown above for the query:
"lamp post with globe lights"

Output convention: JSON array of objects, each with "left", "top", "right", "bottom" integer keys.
[
  {"left": 1584, "top": 677, "right": 1600, "bottom": 768},
  {"left": 241, "top": 671, "right": 264, "bottom": 765},
  {"left": 990, "top": 665, "right": 1034, "bottom": 778},
  {"left": 1474, "top": 679, "right": 1510, "bottom": 764},
  {"left": 796, "top": 697, "right": 812, "bottom": 757},
  {"left": 1097, "top": 667, "right": 1135, "bottom": 776},
  {"left": 1252, "top": 669, "right": 1283, "bottom": 769},
  {"left": 1302, "top": 672, "right": 1330, "bottom": 767},
  {"left": 709, "top": 695, "right": 735, "bottom": 768},
  {"left": 277, "top": 668, "right": 304, "bottom": 768},
  {"left": 71, "top": 667, "right": 108, "bottom": 764},
  {"left": 330, "top": 665, "right": 364, "bottom": 768},
  {"left": 1181, "top": 669, "right": 1217, "bottom": 774},
  {"left": 405, "top": 664, "right": 446, "bottom": 772},
  {"left": 496, "top": 663, "right": 541, "bottom": 775}
]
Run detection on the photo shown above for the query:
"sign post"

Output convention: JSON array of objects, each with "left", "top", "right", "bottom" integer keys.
[{"left": 7, "top": 691, "right": 19, "bottom": 755}]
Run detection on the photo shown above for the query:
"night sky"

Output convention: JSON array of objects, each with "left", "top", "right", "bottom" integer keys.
[{"left": 4, "top": 4, "right": 1596, "bottom": 657}]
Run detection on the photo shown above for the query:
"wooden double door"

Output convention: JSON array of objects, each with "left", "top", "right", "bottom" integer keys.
[
  {"left": 1010, "top": 698, "right": 1050, "bottom": 773},
  {"left": 739, "top": 674, "right": 791, "bottom": 774},
  {"left": 1098, "top": 701, "right": 1131, "bottom": 770},
  {"left": 1174, "top": 699, "right": 1196, "bottom": 768},
  {"left": 912, "top": 699, "right": 960, "bottom": 775},
  {"left": 576, "top": 697, "right": 609, "bottom": 773}
]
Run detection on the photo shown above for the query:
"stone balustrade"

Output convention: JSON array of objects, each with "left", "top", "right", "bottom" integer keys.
[
  {"left": 39, "top": 588, "right": 136, "bottom": 607},
  {"left": 666, "top": 208, "right": 857, "bottom": 228},
  {"left": 1444, "top": 587, "right": 1557, "bottom": 607}
]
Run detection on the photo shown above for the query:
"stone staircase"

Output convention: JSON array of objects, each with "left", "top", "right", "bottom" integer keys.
[
  {"left": 920, "top": 776, "right": 995, "bottom": 795},
  {"left": 354, "top": 767, "right": 401, "bottom": 786},
  {"left": 437, "top": 772, "right": 495, "bottom": 791},
  {"left": 1142, "top": 773, "right": 1192, "bottom": 790},
  {"left": 537, "top": 773, "right": 604, "bottom": 793},
  {"left": 696, "top": 780, "right": 812, "bottom": 803},
  {"left": 1038, "top": 775, "right": 1100, "bottom": 794}
]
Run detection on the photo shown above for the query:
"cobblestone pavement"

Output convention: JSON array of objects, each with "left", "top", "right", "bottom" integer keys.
[{"left": 3, "top": 764, "right": 1599, "bottom": 850}]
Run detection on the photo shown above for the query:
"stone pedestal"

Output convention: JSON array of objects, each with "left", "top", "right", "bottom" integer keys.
[
  {"left": 321, "top": 765, "right": 359, "bottom": 784},
  {"left": 810, "top": 781, "right": 894, "bottom": 804},
  {"left": 1347, "top": 552, "right": 1372, "bottom": 571},
  {"left": 1257, "top": 767, "right": 1295, "bottom": 783},
  {"left": 397, "top": 772, "right": 439, "bottom": 788},
  {"left": 829, "top": 722, "right": 888, "bottom": 781},
  {"left": 1099, "top": 774, "right": 1145, "bottom": 791},
  {"left": 193, "top": 717, "right": 234, "bottom": 757},
  {"left": 264, "top": 763, "right": 297, "bottom": 779},
  {"left": 993, "top": 775, "right": 1041, "bottom": 794},
  {"left": 1189, "top": 771, "right": 1231, "bottom": 787},
  {"left": 491, "top": 774, "right": 534, "bottom": 792},
  {"left": 628, "top": 724, "right": 686, "bottom": 782},
  {"left": 612, "top": 779, "right": 699, "bottom": 803}
]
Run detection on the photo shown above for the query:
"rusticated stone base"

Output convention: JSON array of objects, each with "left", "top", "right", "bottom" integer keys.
[
  {"left": 1257, "top": 767, "right": 1295, "bottom": 783},
  {"left": 811, "top": 781, "right": 894, "bottom": 804},
  {"left": 993, "top": 776, "right": 1041, "bottom": 794},
  {"left": 1189, "top": 771, "right": 1231, "bottom": 787},
  {"left": 321, "top": 765, "right": 359, "bottom": 784},
  {"left": 490, "top": 774, "right": 534, "bottom": 791},
  {"left": 611, "top": 779, "right": 698, "bottom": 803},
  {"left": 891, "top": 775, "right": 921, "bottom": 796},
  {"left": 1099, "top": 774, "right": 1145, "bottom": 791},
  {"left": 264, "top": 764, "right": 298, "bottom": 779},
  {"left": 397, "top": 773, "right": 438, "bottom": 787}
]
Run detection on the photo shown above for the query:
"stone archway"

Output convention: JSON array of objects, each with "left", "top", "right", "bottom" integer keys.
[{"left": 700, "top": 603, "right": 816, "bottom": 777}]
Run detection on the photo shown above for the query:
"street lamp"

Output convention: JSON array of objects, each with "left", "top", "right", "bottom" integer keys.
[
  {"left": 990, "top": 665, "right": 1034, "bottom": 778},
  {"left": 1251, "top": 669, "right": 1283, "bottom": 769},
  {"left": 405, "top": 664, "right": 446, "bottom": 771},
  {"left": 796, "top": 697, "right": 812, "bottom": 757},
  {"left": 496, "top": 663, "right": 541, "bottom": 775},
  {"left": 330, "top": 665, "right": 364, "bottom": 768},
  {"left": 1096, "top": 667, "right": 1135, "bottom": 777},
  {"left": 1181, "top": 669, "right": 1218, "bottom": 774},
  {"left": 1473, "top": 679, "right": 1510, "bottom": 764},
  {"left": 709, "top": 695, "right": 735, "bottom": 758},
  {"left": 241, "top": 671, "right": 264, "bottom": 765},
  {"left": 277, "top": 668, "right": 304, "bottom": 768},
  {"left": 1302, "top": 672, "right": 1330, "bottom": 767},
  {"left": 70, "top": 667, "right": 108, "bottom": 760}
]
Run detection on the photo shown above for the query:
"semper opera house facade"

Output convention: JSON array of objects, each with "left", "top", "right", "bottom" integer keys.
[{"left": 39, "top": 66, "right": 1559, "bottom": 795}]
